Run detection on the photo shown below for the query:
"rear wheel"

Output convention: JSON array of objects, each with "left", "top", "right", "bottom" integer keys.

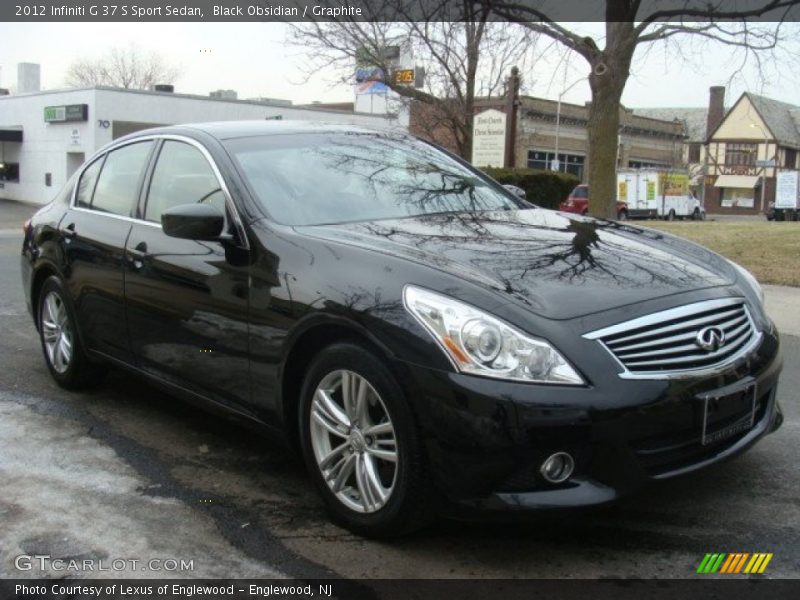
[
  {"left": 38, "top": 276, "right": 106, "bottom": 389},
  {"left": 299, "top": 343, "right": 432, "bottom": 537},
  {"left": 666, "top": 209, "right": 676, "bottom": 221}
]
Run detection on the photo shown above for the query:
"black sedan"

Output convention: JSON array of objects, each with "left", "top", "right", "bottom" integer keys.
[{"left": 21, "top": 122, "right": 783, "bottom": 537}]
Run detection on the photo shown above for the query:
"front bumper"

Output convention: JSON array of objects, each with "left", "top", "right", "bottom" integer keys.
[{"left": 394, "top": 327, "right": 783, "bottom": 513}]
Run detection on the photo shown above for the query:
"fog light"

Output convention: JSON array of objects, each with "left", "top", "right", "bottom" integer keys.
[{"left": 540, "top": 452, "right": 574, "bottom": 483}]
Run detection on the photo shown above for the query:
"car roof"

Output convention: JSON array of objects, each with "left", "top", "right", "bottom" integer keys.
[{"left": 123, "top": 120, "right": 398, "bottom": 141}]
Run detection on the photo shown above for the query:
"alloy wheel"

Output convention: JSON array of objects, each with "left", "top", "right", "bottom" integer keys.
[
  {"left": 309, "top": 369, "right": 398, "bottom": 513},
  {"left": 41, "top": 291, "right": 73, "bottom": 374}
]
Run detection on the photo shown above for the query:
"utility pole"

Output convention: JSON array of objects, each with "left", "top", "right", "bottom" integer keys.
[
  {"left": 504, "top": 66, "right": 520, "bottom": 168},
  {"left": 554, "top": 76, "right": 588, "bottom": 172}
]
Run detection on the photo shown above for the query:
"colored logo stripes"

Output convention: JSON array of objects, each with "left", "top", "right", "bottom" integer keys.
[{"left": 697, "top": 553, "right": 773, "bottom": 574}]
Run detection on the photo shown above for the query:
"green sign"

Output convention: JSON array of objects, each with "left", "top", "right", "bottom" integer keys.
[{"left": 44, "top": 104, "right": 88, "bottom": 123}]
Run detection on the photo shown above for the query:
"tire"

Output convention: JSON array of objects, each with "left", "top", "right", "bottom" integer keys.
[
  {"left": 617, "top": 209, "right": 628, "bottom": 221},
  {"left": 666, "top": 209, "right": 676, "bottom": 222},
  {"left": 692, "top": 208, "right": 700, "bottom": 221},
  {"left": 37, "top": 276, "right": 106, "bottom": 390},
  {"left": 298, "top": 342, "right": 432, "bottom": 537}
]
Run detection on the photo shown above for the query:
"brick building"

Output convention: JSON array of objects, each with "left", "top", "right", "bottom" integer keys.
[{"left": 409, "top": 95, "right": 687, "bottom": 181}]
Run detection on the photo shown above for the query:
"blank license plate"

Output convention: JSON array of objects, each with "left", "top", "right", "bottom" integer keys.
[{"left": 698, "top": 379, "right": 757, "bottom": 446}]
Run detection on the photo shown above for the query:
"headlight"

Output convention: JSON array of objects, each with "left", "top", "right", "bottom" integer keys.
[
  {"left": 403, "top": 286, "right": 584, "bottom": 385},
  {"left": 728, "top": 260, "right": 764, "bottom": 305}
]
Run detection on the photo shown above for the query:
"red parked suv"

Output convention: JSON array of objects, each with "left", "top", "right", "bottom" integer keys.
[{"left": 560, "top": 184, "right": 628, "bottom": 220}]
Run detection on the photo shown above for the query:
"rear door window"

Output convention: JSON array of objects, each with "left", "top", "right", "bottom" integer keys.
[
  {"left": 90, "top": 141, "right": 153, "bottom": 217},
  {"left": 75, "top": 157, "right": 104, "bottom": 209}
]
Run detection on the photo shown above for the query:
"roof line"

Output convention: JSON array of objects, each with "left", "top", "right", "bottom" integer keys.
[{"left": 0, "top": 85, "right": 391, "bottom": 118}]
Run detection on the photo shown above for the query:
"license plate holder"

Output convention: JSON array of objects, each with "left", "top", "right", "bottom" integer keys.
[{"left": 698, "top": 378, "right": 757, "bottom": 446}]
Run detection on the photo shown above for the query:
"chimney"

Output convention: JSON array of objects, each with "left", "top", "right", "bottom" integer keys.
[
  {"left": 706, "top": 86, "right": 725, "bottom": 138},
  {"left": 17, "top": 63, "right": 41, "bottom": 93}
]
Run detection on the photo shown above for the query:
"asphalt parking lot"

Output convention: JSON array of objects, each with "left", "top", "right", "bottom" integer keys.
[{"left": 1, "top": 200, "right": 798, "bottom": 579}]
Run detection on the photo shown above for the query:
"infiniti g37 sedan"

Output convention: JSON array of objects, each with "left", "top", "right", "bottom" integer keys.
[{"left": 21, "top": 122, "right": 783, "bottom": 537}]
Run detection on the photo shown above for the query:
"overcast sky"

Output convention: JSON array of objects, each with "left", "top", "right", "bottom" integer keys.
[{"left": 1, "top": 22, "right": 798, "bottom": 109}]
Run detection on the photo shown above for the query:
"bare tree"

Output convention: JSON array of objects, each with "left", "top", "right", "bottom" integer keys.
[
  {"left": 485, "top": 0, "right": 799, "bottom": 218},
  {"left": 289, "top": 1, "right": 536, "bottom": 158},
  {"left": 65, "top": 45, "right": 180, "bottom": 90}
]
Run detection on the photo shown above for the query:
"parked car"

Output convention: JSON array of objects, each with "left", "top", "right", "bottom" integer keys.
[
  {"left": 21, "top": 122, "right": 783, "bottom": 537},
  {"left": 560, "top": 184, "right": 629, "bottom": 220}
]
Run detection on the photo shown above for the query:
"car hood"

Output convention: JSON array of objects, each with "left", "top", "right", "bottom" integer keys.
[{"left": 295, "top": 209, "right": 736, "bottom": 320}]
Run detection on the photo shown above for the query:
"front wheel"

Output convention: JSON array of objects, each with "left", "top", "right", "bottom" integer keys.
[
  {"left": 299, "top": 343, "right": 432, "bottom": 537},
  {"left": 38, "top": 276, "right": 106, "bottom": 389},
  {"left": 617, "top": 209, "right": 628, "bottom": 221}
]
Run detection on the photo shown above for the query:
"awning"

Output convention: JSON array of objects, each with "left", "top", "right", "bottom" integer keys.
[
  {"left": 714, "top": 175, "right": 759, "bottom": 188},
  {"left": 0, "top": 127, "right": 23, "bottom": 142}
]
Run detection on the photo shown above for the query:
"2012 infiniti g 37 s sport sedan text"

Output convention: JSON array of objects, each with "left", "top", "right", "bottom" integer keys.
[{"left": 21, "top": 122, "right": 783, "bottom": 537}]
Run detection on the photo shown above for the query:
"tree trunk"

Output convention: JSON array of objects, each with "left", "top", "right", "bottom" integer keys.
[
  {"left": 586, "top": 75, "right": 625, "bottom": 220},
  {"left": 586, "top": 21, "right": 636, "bottom": 220}
]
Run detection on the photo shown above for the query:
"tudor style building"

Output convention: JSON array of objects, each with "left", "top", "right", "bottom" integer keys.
[{"left": 704, "top": 91, "right": 800, "bottom": 215}]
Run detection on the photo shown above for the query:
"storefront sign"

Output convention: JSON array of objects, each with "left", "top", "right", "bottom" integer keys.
[
  {"left": 471, "top": 109, "right": 507, "bottom": 167},
  {"left": 44, "top": 104, "right": 89, "bottom": 123}
]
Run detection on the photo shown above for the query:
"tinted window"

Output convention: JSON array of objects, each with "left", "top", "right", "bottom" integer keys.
[
  {"left": 75, "top": 157, "right": 103, "bottom": 209},
  {"left": 571, "top": 186, "right": 588, "bottom": 199},
  {"left": 91, "top": 142, "right": 153, "bottom": 217},
  {"left": 53, "top": 171, "right": 79, "bottom": 205},
  {"left": 145, "top": 141, "right": 225, "bottom": 223},
  {"left": 226, "top": 133, "right": 522, "bottom": 226}
]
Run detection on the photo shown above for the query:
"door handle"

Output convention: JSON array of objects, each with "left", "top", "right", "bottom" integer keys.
[
  {"left": 61, "top": 223, "right": 77, "bottom": 240},
  {"left": 128, "top": 241, "right": 148, "bottom": 258},
  {"left": 128, "top": 241, "right": 148, "bottom": 270}
]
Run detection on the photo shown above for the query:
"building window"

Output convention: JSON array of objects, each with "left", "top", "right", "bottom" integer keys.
[
  {"left": 784, "top": 148, "right": 797, "bottom": 169},
  {"left": 0, "top": 162, "right": 20, "bottom": 182},
  {"left": 527, "top": 150, "right": 585, "bottom": 179},
  {"left": 725, "top": 143, "right": 757, "bottom": 167},
  {"left": 721, "top": 187, "right": 755, "bottom": 208},
  {"left": 628, "top": 160, "right": 669, "bottom": 169},
  {"left": 688, "top": 143, "right": 702, "bottom": 163}
]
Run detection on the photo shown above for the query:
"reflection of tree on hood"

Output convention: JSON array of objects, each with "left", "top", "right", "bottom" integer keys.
[{"left": 565, "top": 220, "right": 601, "bottom": 269}]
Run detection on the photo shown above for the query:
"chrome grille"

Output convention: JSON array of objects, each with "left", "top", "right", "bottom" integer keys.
[{"left": 584, "top": 298, "right": 761, "bottom": 378}]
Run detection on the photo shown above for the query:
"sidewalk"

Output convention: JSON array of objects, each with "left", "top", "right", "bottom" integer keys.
[{"left": 764, "top": 285, "right": 800, "bottom": 337}]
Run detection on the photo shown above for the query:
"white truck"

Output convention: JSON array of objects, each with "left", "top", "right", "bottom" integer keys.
[
  {"left": 616, "top": 169, "right": 704, "bottom": 220},
  {"left": 774, "top": 170, "right": 800, "bottom": 221}
]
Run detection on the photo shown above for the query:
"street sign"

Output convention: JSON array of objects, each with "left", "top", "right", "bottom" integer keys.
[{"left": 550, "top": 159, "right": 560, "bottom": 171}]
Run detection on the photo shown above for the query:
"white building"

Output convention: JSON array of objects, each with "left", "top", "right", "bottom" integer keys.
[{"left": 0, "top": 84, "right": 406, "bottom": 205}]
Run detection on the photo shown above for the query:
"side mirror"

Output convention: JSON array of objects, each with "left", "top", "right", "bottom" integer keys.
[
  {"left": 161, "top": 203, "right": 225, "bottom": 241},
  {"left": 503, "top": 184, "right": 527, "bottom": 200}
]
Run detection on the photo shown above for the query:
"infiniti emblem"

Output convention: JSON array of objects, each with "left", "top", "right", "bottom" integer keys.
[{"left": 695, "top": 326, "right": 726, "bottom": 352}]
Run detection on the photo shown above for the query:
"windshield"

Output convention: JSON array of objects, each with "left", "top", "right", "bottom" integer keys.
[{"left": 225, "top": 132, "right": 524, "bottom": 226}]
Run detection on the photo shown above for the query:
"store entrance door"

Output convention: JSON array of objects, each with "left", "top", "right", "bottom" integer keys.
[{"left": 66, "top": 152, "right": 85, "bottom": 178}]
